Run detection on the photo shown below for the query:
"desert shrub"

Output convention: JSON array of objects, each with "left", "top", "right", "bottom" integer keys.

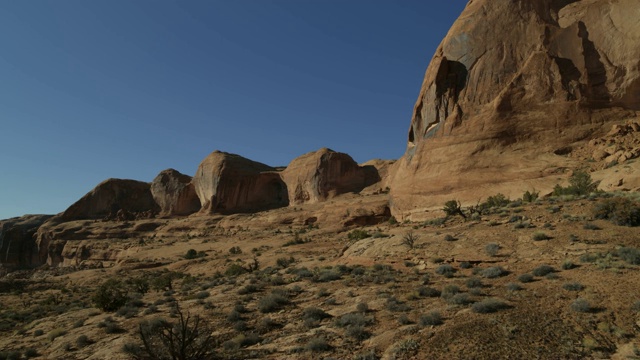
[
  {"left": 124, "top": 305, "right": 215, "bottom": 360},
  {"left": 506, "top": 283, "right": 522, "bottom": 291},
  {"left": 288, "top": 266, "right": 313, "bottom": 279},
  {"left": 348, "top": 229, "right": 370, "bottom": 241},
  {"left": 570, "top": 298, "right": 591, "bottom": 313},
  {"left": 76, "top": 334, "right": 91, "bottom": 348},
  {"left": 92, "top": 278, "right": 128, "bottom": 312},
  {"left": 401, "top": 231, "right": 419, "bottom": 250},
  {"left": 336, "top": 313, "right": 373, "bottom": 328},
  {"left": 466, "top": 277, "right": 483, "bottom": 288},
  {"left": 593, "top": 197, "right": 640, "bottom": 226},
  {"left": 314, "top": 268, "right": 342, "bottom": 283},
  {"left": 238, "top": 284, "right": 260, "bottom": 295},
  {"left": 47, "top": 328, "right": 67, "bottom": 342},
  {"left": 258, "top": 292, "right": 290, "bottom": 313},
  {"left": 225, "top": 263, "right": 248, "bottom": 277},
  {"left": 276, "top": 256, "right": 295, "bottom": 268},
  {"left": 631, "top": 301, "right": 640, "bottom": 312},
  {"left": 345, "top": 325, "right": 371, "bottom": 341},
  {"left": 33, "top": 329, "right": 44, "bottom": 337},
  {"left": 446, "top": 293, "right": 473, "bottom": 306},
  {"left": 397, "top": 314, "right": 412, "bottom": 325},
  {"left": 472, "top": 298, "right": 509, "bottom": 313},
  {"left": 443, "top": 200, "right": 466, "bottom": 218},
  {"left": 419, "top": 311, "right": 442, "bottom": 326},
  {"left": 435, "top": 264, "right": 455, "bottom": 277},
  {"left": 303, "top": 307, "right": 332, "bottom": 322},
  {"left": 563, "top": 282, "right": 585, "bottom": 291},
  {"left": 522, "top": 190, "right": 539, "bottom": 203},
  {"left": 418, "top": 286, "right": 440, "bottom": 297},
  {"left": 518, "top": 273, "right": 534, "bottom": 283},
  {"left": 553, "top": 170, "right": 598, "bottom": 196},
  {"left": 443, "top": 234, "right": 457, "bottom": 242},
  {"left": 532, "top": 232, "right": 551, "bottom": 241},
  {"left": 23, "top": 348, "right": 38, "bottom": 358},
  {"left": 481, "top": 266, "right": 508, "bottom": 279},
  {"left": 440, "top": 284, "right": 460, "bottom": 299},
  {"left": 229, "top": 246, "right": 242, "bottom": 255},
  {"left": 306, "top": 337, "right": 331, "bottom": 352},
  {"left": 583, "top": 222, "right": 601, "bottom": 230},
  {"left": 0, "top": 352, "right": 21, "bottom": 360},
  {"left": 353, "top": 350, "right": 379, "bottom": 360},
  {"left": 386, "top": 296, "right": 411, "bottom": 312},
  {"left": 482, "top": 193, "right": 510, "bottom": 209},
  {"left": 485, "top": 243, "right": 500, "bottom": 257},
  {"left": 356, "top": 302, "right": 369, "bottom": 313},
  {"left": 184, "top": 249, "right": 198, "bottom": 259},
  {"left": 392, "top": 338, "right": 418, "bottom": 356},
  {"left": 532, "top": 265, "right": 555, "bottom": 277},
  {"left": 562, "top": 260, "right": 576, "bottom": 270},
  {"left": 116, "top": 305, "right": 140, "bottom": 319},
  {"left": 459, "top": 261, "right": 472, "bottom": 269},
  {"left": 616, "top": 247, "right": 640, "bottom": 265}
]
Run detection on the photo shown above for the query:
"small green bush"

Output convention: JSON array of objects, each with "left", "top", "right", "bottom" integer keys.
[
  {"left": 92, "top": 279, "right": 128, "bottom": 312},
  {"left": 466, "top": 277, "right": 483, "bottom": 288},
  {"left": 419, "top": 311, "right": 442, "bottom": 326},
  {"left": 518, "top": 273, "right": 534, "bottom": 283},
  {"left": 593, "top": 197, "right": 640, "bottom": 227},
  {"left": 184, "top": 249, "right": 198, "bottom": 259},
  {"left": 570, "top": 298, "right": 591, "bottom": 313},
  {"left": 225, "top": 263, "right": 248, "bottom": 277},
  {"left": 443, "top": 200, "right": 466, "bottom": 218},
  {"left": 47, "top": 328, "right": 67, "bottom": 342},
  {"left": 485, "top": 243, "right": 500, "bottom": 257},
  {"left": 522, "top": 190, "right": 539, "bottom": 203},
  {"left": 76, "top": 335, "right": 91, "bottom": 348},
  {"left": 348, "top": 229, "right": 370, "bottom": 241},
  {"left": 532, "top": 265, "right": 555, "bottom": 277},
  {"left": 563, "top": 282, "right": 585, "bottom": 291},
  {"left": 616, "top": 247, "right": 640, "bottom": 265},
  {"left": 258, "top": 292, "right": 290, "bottom": 313},
  {"left": 506, "top": 283, "right": 522, "bottom": 291},
  {"left": 532, "top": 232, "right": 551, "bottom": 241},
  {"left": 553, "top": 170, "right": 598, "bottom": 196},
  {"left": 306, "top": 337, "right": 331, "bottom": 352},
  {"left": 472, "top": 298, "right": 509, "bottom": 313},
  {"left": 481, "top": 266, "right": 508, "bottom": 279},
  {"left": 435, "top": 264, "right": 455, "bottom": 277}
]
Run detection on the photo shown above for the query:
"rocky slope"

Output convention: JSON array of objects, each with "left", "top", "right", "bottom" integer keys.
[{"left": 390, "top": 0, "right": 640, "bottom": 219}]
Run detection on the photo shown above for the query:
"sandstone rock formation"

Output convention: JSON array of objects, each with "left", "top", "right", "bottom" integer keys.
[
  {"left": 0, "top": 215, "right": 52, "bottom": 270},
  {"left": 193, "top": 151, "right": 288, "bottom": 214},
  {"left": 60, "top": 178, "right": 159, "bottom": 221},
  {"left": 150, "top": 169, "right": 200, "bottom": 216},
  {"left": 281, "top": 148, "right": 378, "bottom": 205},
  {"left": 390, "top": 0, "right": 640, "bottom": 218}
]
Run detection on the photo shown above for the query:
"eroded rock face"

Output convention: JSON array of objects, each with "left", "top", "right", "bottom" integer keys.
[
  {"left": 0, "top": 215, "right": 53, "bottom": 269},
  {"left": 281, "top": 148, "right": 378, "bottom": 204},
  {"left": 193, "top": 151, "right": 288, "bottom": 213},
  {"left": 391, "top": 0, "right": 640, "bottom": 217},
  {"left": 151, "top": 169, "right": 200, "bottom": 216},
  {"left": 60, "top": 179, "right": 159, "bottom": 221}
]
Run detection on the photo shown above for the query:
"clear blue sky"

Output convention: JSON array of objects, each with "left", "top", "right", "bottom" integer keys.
[{"left": 0, "top": 0, "right": 467, "bottom": 219}]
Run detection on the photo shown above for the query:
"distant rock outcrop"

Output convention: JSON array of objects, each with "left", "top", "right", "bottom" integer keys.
[
  {"left": 0, "top": 215, "right": 52, "bottom": 270},
  {"left": 193, "top": 151, "right": 288, "bottom": 214},
  {"left": 150, "top": 169, "right": 200, "bottom": 216},
  {"left": 61, "top": 179, "right": 159, "bottom": 221},
  {"left": 391, "top": 0, "right": 640, "bottom": 218},
  {"left": 281, "top": 148, "right": 378, "bottom": 205}
]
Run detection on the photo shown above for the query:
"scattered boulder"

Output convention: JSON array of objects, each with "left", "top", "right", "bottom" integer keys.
[
  {"left": 150, "top": 169, "right": 200, "bottom": 216},
  {"left": 193, "top": 151, "right": 288, "bottom": 214},
  {"left": 60, "top": 179, "right": 159, "bottom": 221},
  {"left": 281, "top": 148, "right": 378, "bottom": 205}
]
